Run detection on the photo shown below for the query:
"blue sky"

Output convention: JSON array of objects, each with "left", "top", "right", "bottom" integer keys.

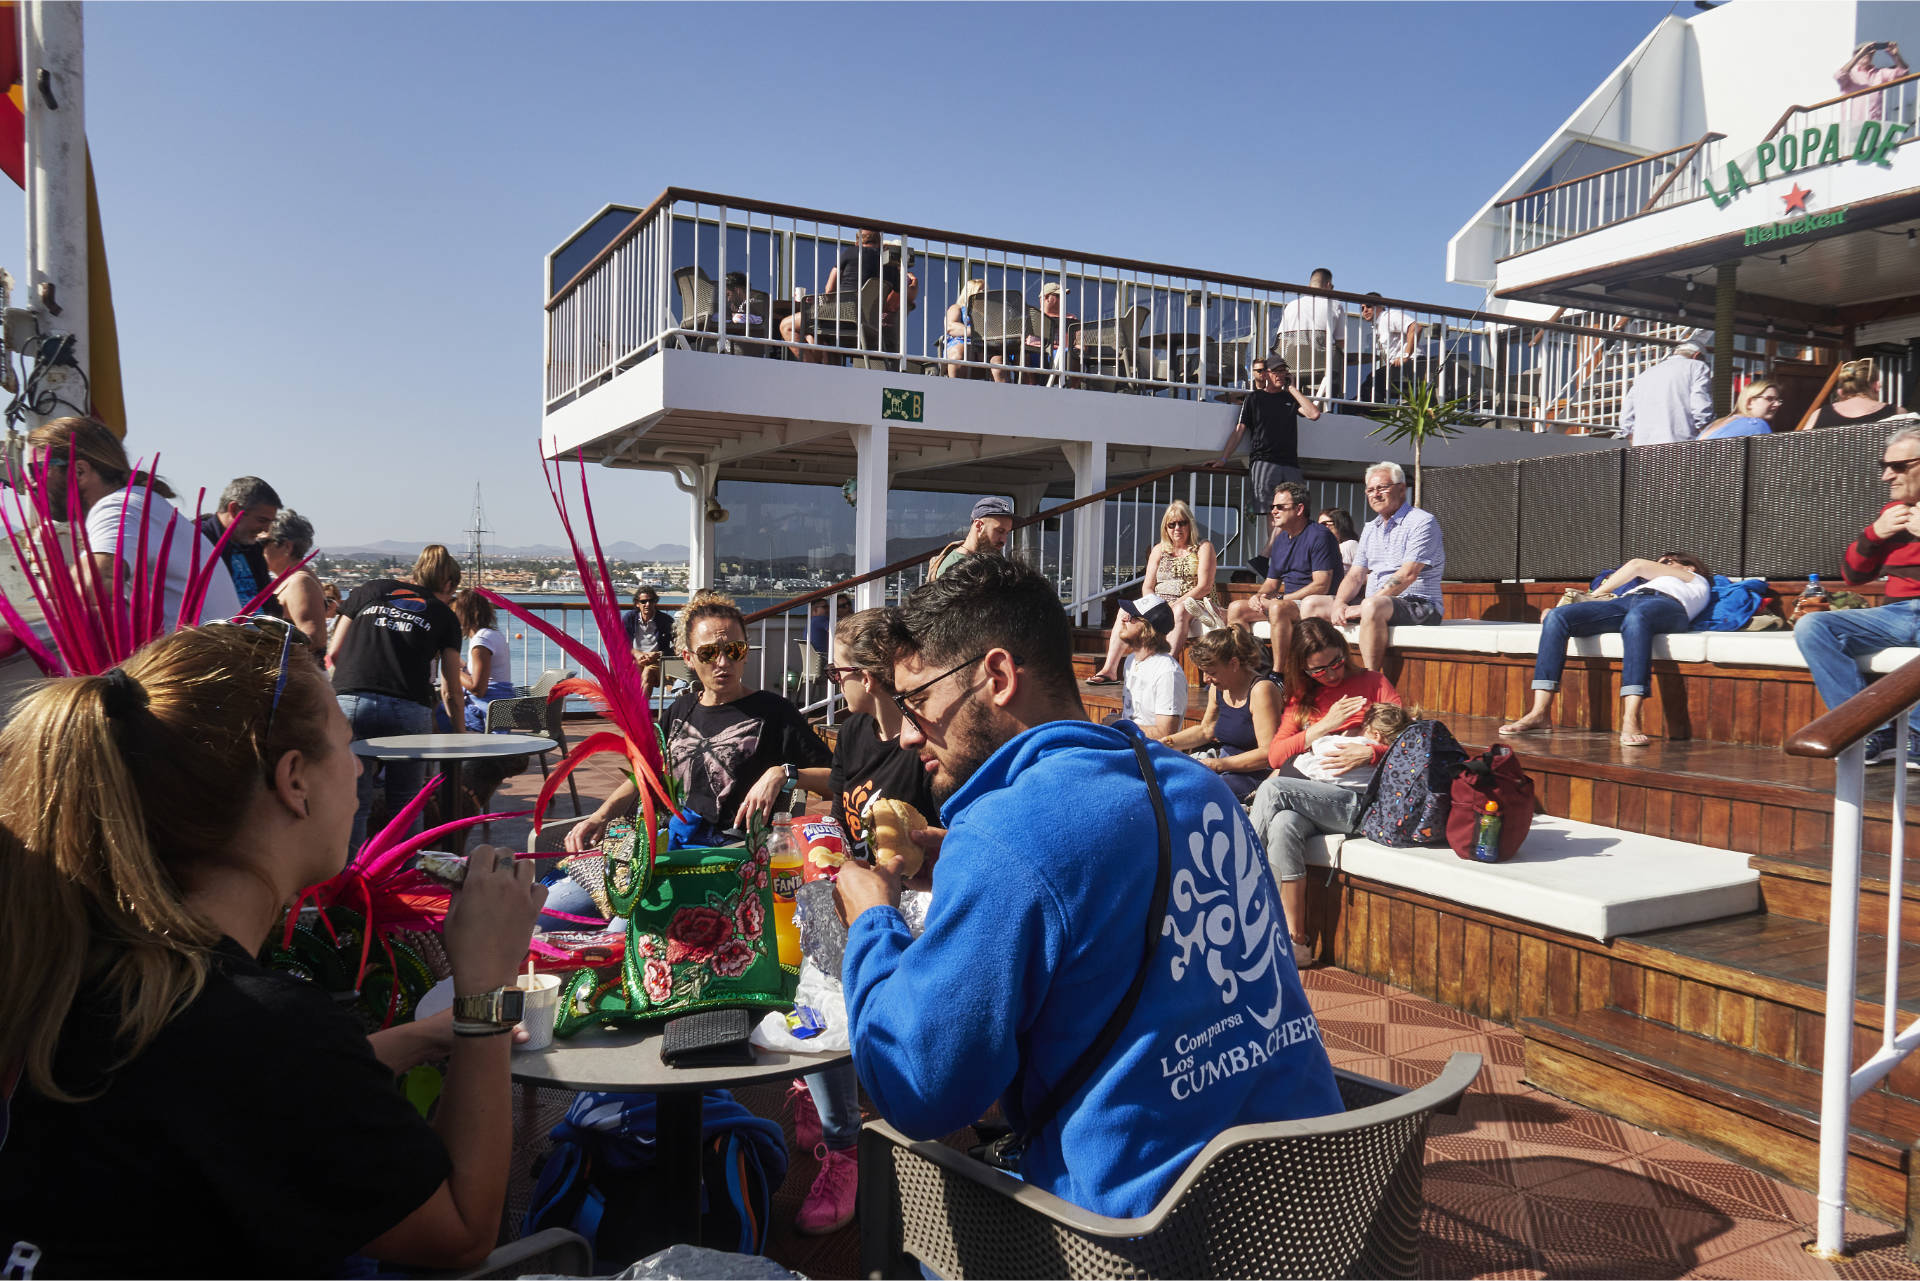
[{"left": 2, "top": 0, "right": 1676, "bottom": 551}]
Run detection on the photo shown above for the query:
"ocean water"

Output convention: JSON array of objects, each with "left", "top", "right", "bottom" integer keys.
[{"left": 493, "top": 591, "right": 797, "bottom": 693}]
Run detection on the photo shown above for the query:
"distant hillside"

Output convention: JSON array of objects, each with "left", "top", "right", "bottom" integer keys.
[{"left": 326, "top": 539, "right": 689, "bottom": 562}]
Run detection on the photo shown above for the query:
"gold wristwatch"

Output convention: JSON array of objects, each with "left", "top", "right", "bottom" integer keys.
[{"left": 452, "top": 987, "right": 525, "bottom": 1036}]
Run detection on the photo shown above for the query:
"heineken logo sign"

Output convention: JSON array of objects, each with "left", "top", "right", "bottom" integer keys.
[
  {"left": 1744, "top": 207, "right": 1848, "bottom": 246},
  {"left": 1707, "top": 119, "right": 1909, "bottom": 207}
]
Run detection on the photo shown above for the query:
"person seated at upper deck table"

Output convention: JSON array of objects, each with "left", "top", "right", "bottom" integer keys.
[
  {"left": 0, "top": 622, "right": 547, "bottom": 1277},
  {"left": 779, "top": 228, "right": 919, "bottom": 364},
  {"left": 1699, "top": 378, "right": 1783, "bottom": 439},
  {"left": 942, "top": 277, "right": 987, "bottom": 379},
  {"left": 1499, "top": 551, "right": 1712, "bottom": 747},
  {"left": 1794, "top": 424, "right": 1920, "bottom": 770},
  {"left": 1226, "top": 481, "right": 1342, "bottom": 673},
  {"left": 1299, "top": 461, "right": 1445, "bottom": 672}
]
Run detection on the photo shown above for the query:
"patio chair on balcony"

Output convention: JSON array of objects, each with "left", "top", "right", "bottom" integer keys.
[
  {"left": 808, "top": 277, "right": 886, "bottom": 366},
  {"left": 859, "top": 1051, "right": 1480, "bottom": 1281},
  {"left": 1075, "top": 304, "right": 1149, "bottom": 392},
  {"left": 483, "top": 669, "right": 580, "bottom": 823},
  {"left": 970, "top": 290, "right": 1046, "bottom": 382},
  {"left": 671, "top": 266, "right": 720, "bottom": 351}
]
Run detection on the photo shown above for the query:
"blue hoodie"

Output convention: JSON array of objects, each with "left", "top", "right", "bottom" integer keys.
[{"left": 843, "top": 720, "right": 1342, "bottom": 1219}]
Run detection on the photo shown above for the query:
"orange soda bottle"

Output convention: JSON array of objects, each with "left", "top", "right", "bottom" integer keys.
[{"left": 764, "top": 825, "right": 804, "bottom": 967}]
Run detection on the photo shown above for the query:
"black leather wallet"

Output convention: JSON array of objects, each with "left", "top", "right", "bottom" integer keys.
[{"left": 659, "top": 1007, "right": 755, "bottom": 1067}]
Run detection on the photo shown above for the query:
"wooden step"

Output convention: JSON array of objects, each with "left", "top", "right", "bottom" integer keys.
[
  {"left": 1524, "top": 1008, "right": 1919, "bottom": 1225},
  {"left": 1753, "top": 846, "right": 1920, "bottom": 934}
]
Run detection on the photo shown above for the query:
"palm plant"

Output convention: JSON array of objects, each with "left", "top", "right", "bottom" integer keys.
[{"left": 1367, "top": 381, "right": 1479, "bottom": 507}]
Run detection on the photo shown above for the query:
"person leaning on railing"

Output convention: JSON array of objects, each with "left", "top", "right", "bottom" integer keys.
[
  {"left": 1794, "top": 424, "right": 1920, "bottom": 769},
  {"left": 0, "top": 623, "right": 546, "bottom": 1276}
]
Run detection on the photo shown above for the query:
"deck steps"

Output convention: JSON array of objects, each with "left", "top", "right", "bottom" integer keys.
[
  {"left": 1755, "top": 846, "right": 1920, "bottom": 933},
  {"left": 1522, "top": 1008, "right": 1920, "bottom": 1225}
]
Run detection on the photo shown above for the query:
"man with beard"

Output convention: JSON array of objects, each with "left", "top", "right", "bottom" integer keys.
[{"left": 834, "top": 556, "right": 1340, "bottom": 1218}]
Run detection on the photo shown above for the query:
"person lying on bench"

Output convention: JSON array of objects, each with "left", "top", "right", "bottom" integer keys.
[{"left": 1500, "top": 552, "right": 1711, "bottom": 747}]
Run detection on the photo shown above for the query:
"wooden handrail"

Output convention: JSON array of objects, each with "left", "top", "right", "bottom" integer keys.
[
  {"left": 1793, "top": 360, "right": 1846, "bottom": 431},
  {"left": 1763, "top": 71, "right": 1920, "bottom": 142},
  {"left": 540, "top": 188, "right": 1670, "bottom": 352},
  {"left": 1492, "top": 137, "right": 1712, "bottom": 209},
  {"left": 739, "top": 461, "right": 1229, "bottom": 623},
  {"left": 1786, "top": 650, "right": 1920, "bottom": 759},
  {"left": 1638, "top": 132, "right": 1726, "bottom": 213},
  {"left": 1543, "top": 315, "right": 1633, "bottom": 422}
]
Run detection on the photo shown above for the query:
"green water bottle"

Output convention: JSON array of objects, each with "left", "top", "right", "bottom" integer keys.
[{"left": 1472, "top": 800, "right": 1503, "bottom": 862}]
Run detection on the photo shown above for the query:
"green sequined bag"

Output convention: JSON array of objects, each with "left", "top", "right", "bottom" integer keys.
[{"left": 553, "top": 817, "right": 792, "bottom": 1036}]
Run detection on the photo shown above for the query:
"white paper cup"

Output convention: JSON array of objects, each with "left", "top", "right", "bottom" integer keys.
[{"left": 513, "top": 973, "right": 562, "bottom": 1052}]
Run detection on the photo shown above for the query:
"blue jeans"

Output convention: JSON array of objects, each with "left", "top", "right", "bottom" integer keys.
[
  {"left": 807, "top": 1060, "right": 861, "bottom": 1151},
  {"left": 1795, "top": 601, "right": 1920, "bottom": 736},
  {"left": 339, "top": 692, "right": 433, "bottom": 852},
  {"left": 1533, "top": 593, "right": 1690, "bottom": 699}
]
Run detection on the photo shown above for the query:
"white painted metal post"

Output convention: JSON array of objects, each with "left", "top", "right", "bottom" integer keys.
[
  {"left": 1065, "top": 441, "right": 1107, "bottom": 624},
  {"left": 21, "top": 0, "right": 88, "bottom": 428},
  {"left": 673, "top": 462, "right": 718, "bottom": 593},
  {"left": 1814, "top": 740, "right": 1868, "bottom": 1259},
  {"left": 851, "top": 422, "right": 890, "bottom": 612}
]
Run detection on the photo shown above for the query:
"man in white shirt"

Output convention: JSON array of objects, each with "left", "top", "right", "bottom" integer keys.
[
  {"left": 1275, "top": 268, "right": 1346, "bottom": 399},
  {"left": 1359, "top": 293, "right": 1423, "bottom": 403},
  {"left": 1622, "top": 342, "right": 1712, "bottom": 446},
  {"left": 1116, "top": 593, "right": 1187, "bottom": 740}
]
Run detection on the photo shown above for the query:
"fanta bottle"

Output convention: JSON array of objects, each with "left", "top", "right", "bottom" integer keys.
[{"left": 765, "top": 825, "right": 804, "bottom": 967}]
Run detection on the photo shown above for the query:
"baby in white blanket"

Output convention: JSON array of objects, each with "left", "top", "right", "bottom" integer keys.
[{"left": 1296, "top": 704, "right": 1414, "bottom": 791}]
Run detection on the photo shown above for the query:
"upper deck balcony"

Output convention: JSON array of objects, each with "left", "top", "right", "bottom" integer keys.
[{"left": 541, "top": 189, "right": 1698, "bottom": 488}]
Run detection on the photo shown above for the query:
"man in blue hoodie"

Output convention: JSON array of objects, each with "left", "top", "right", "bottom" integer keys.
[{"left": 835, "top": 556, "right": 1342, "bottom": 1219}]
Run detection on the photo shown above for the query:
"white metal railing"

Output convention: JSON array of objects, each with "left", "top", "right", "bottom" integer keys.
[
  {"left": 542, "top": 190, "right": 1739, "bottom": 436},
  {"left": 1498, "top": 135, "right": 1723, "bottom": 259},
  {"left": 1790, "top": 678, "right": 1920, "bottom": 1259}
]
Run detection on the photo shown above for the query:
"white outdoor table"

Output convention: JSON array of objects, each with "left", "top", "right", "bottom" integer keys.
[{"left": 352, "top": 732, "right": 557, "bottom": 853}]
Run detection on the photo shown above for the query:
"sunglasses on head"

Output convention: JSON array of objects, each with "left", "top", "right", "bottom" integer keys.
[
  {"left": 692, "top": 639, "right": 750, "bottom": 664},
  {"left": 209, "top": 614, "right": 312, "bottom": 736}
]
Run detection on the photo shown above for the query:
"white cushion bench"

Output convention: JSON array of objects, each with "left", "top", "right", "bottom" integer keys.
[
  {"left": 1248, "top": 618, "right": 1920, "bottom": 675},
  {"left": 1300, "top": 814, "right": 1760, "bottom": 941}
]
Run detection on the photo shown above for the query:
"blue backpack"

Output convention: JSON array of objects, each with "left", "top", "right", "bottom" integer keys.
[
  {"left": 524, "top": 1089, "right": 788, "bottom": 1271},
  {"left": 1359, "top": 719, "right": 1466, "bottom": 847}
]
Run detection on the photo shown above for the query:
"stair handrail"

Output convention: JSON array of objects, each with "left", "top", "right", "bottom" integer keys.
[
  {"left": 1761, "top": 72, "right": 1920, "bottom": 142},
  {"left": 739, "top": 462, "right": 1234, "bottom": 624},
  {"left": 1792, "top": 360, "right": 1846, "bottom": 432},
  {"left": 1784, "top": 646, "right": 1920, "bottom": 1257},
  {"left": 1783, "top": 649, "right": 1920, "bottom": 758}
]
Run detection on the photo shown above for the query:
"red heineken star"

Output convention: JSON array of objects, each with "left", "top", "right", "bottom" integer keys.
[{"left": 1781, "top": 183, "right": 1812, "bottom": 214}]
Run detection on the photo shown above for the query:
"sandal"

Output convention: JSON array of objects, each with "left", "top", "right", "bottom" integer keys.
[
  {"left": 1084, "top": 674, "right": 1121, "bottom": 686},
  {"left": 1619, "top": 731, "right": 1652, "bottom": 747},
  {"left": 1499, "top": 719, "right": 1550, "bottom": 737}
]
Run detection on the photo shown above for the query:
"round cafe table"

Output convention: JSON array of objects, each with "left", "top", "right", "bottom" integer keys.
[
  {"left": 511, "top": 1021, "right": 850, "bottom": 1247},
  {"left": 351, "top": 732, "right": 556, "bottom": 854}
]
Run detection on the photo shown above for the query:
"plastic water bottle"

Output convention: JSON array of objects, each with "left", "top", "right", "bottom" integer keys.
[
  {"left": 1472, "top": 800, "right": 1503, "bottom": 863},
  {"left": 1794, "top": 573, "right": 1830, "bottom": 621}
]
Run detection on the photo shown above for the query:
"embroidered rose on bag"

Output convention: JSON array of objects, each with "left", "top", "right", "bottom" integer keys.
[
  {"left": 734, "top": 894, "right": 765, "bottom": 940},
  {"left": 642, "top": 957, "right": 673, "bottom": 1004},
  {"left": 710, "top": 939, "right": 755, "bottom": 978},
  {"left": 666, "top": 905, "right": 734, "bottom": 963},
  {"left": 636, "top": 933, "right": 665, "bottom": 960}
]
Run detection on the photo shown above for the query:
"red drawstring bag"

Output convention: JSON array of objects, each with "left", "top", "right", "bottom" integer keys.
[{"left": 1446, "top": 745, "right": 1536, "bottom": 861}]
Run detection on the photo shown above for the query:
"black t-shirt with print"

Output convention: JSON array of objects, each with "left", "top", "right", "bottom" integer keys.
[
  {"left": 828, "top": 711, "right": 937, "bottom": 843},
  {"left": 0, "top": 938, "right": 450, "bottom": 1279},
  {"left": 1236, "top": 389, "right": 1301, "bottom": 465},
  {"left": 664, "top": 689, "right": 832, "bottom": 826},
  {"left": 333, "top": 578, "right": 463, "bottom": 706}
]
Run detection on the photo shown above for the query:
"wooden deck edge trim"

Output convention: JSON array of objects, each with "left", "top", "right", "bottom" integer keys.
[
  {"left": 1523, "top": 1039, "right": 1908, "bottom": 1224},
  {"left": 1605, "top": 933, "right": 1920, "bottom": 1030}
]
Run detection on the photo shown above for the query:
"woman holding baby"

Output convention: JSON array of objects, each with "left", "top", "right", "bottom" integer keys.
[{"left": 1249, "top": 617, "right": 1408, "bottom": 968}]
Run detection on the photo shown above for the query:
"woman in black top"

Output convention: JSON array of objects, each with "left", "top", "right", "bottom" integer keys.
[
  {"left": 328, "top": 544, "right": 466, "bottom": 850},
  {"left": 568, "top": 590, "right": 832, "bottom": 851},
  {"left": 1162, "top": 627, "right": 1284, "bottom": 801},
  {"left": 1811, "top": 357, "right": 1917, "bottom": 430},
  {"left": 0, "top": 622, "right": 545, "bottom": 1277}
]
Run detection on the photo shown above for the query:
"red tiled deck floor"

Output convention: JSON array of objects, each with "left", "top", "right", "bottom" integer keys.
[{"left": 483, "top": 719, "right": 1920, "bottom": 1279}]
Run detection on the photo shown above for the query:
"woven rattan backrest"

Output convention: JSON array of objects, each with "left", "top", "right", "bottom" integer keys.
[
  {"left": 1743, "top": 420, "right": 1889, "bottom": 579},
  {"left": 1420, "top": 461, "right": 1519, "bottom": 582},
  {"left": 1517, "top": 448, "right": 1624, "bottom": 581}
]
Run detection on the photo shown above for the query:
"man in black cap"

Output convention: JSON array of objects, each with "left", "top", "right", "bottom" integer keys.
[
  {"left": 1115, "top": 592, "right": 1187, "bottom": 740},
  {"left": 929, "top": 495, "right": 1015, "bottom": 579}
]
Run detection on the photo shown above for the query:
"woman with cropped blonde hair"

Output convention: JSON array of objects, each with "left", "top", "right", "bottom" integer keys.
[
  {"left": 1086, "top": 498, "right": 1219, "bottom": 683},
  {"left": 0, "top": 622, "right": 546, "bottom": 1274}
]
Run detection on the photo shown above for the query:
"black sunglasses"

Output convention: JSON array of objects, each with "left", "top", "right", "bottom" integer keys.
[
  {"left": 893, "top": 652, "right": 993, "bottom": 735},
  {"left": 1883, "top": 457, "right": 1920, "bottom": 475}
]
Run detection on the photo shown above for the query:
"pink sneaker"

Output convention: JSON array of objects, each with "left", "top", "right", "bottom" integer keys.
[
  {"left": 787, "top": 1079, "right": 821, "bottom": 1152},
  {"left": 795, "top": 1145, "right": 858, "bottom": 1235}
]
